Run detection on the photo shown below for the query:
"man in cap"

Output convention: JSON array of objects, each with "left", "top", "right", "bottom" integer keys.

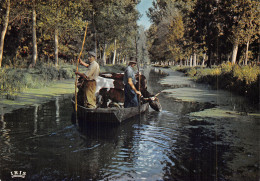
[
  {"left": 75, "top": 51, "right": 100, "bottom": 108},
  {"left": 123, "top": 57, "right": 142, "bottom": 108}
]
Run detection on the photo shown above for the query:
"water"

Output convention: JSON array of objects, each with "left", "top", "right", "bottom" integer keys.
[{"left": 0, "top": 67, "right": 259, "bottom": 181}]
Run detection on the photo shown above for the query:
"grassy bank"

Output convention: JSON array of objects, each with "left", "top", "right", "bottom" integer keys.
[
  {"left": 0, "top": 62, "right": 125, "bottom": 100},
  {"left": 175, "top": 63, "right": 260, "bottom": 104}
]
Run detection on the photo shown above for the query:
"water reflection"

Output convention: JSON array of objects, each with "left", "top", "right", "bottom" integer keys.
[
  {"left": 0, "top": 111, "right": 11, "bottom": 157},
  {"left": 162, "top": 117, "right": 231, "bottom": 181},
  {"left": 0, "top": 68, "right": 258, "bottom": 180},
  {"left": 33, "top": 104, "right": 38, "bottom": 135},
  {"left": 55, "top": 97, "right": 60, "bottom": 125}
]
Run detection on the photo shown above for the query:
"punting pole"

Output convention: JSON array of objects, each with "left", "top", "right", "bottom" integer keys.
[
  {"left": 75, "top": 22, "right": 88, "bottom": 112},
  {"left": 135, "top": 34, "right": 141, "bottom": 115}
]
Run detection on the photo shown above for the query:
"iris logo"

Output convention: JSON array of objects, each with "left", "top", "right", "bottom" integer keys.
[{"left": 10, "top": 171, "right": 26, "bottom": 178}]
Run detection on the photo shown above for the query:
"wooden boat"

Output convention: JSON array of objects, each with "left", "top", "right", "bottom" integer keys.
[{"left": 71, "top": 98, "right": 149, "bottom": 124}]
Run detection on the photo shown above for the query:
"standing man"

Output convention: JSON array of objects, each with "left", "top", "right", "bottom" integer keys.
[
  {"left": 75, "top": 51, "right": 100, "bottom": 108},
  {"left": 123, "top": 57, "right": 142, "bottom": 108}
]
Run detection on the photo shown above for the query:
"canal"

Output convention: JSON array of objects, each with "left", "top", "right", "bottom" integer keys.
[{"left": 0, "top": 67, "right": 259, "bottom": 180}]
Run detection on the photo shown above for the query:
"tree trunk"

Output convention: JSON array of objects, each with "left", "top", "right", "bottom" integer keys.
[
  {"left": 193, "top": 53, "right": 197, "bottom": 66},
  {"left": 99, "top": 44, "right": 102, "bottom": 59},
  {"left": 231, "top": 42, "right": 239, "bottom": 65},
  {"left": 0, "top": 0, "right": 10, "bottom": 68},
  {"left": 245, "top": 40, "right": 250, "bottom": 65},
  {"left": 116, "top": 52, "right": 120, "bottom": 64},
  {"left": 102, "top": 42, "right": 107, "bottom": 65},
  {"left": 122, "top": 55, "right": 126, "bottom": 64},
  {"left": 54, "top": 28, "right": 59, "bottom": 67},
  {"left": 31, "top": 0, "right": 38, "bottom": 67},
  {"left": 112, "top": 39, "right": 117, "bottom": 65},
  {"left": 189, "top": 55, "right": 193, "bottom": 67},
  {"left": 206, "top": 47, "right": 212, "bottom": 67},
  {"left": 202, "top": 53, "right": 206, "bottom": 67}
]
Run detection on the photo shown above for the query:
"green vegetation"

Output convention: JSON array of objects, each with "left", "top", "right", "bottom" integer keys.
[
  {"left": 0, "top": 62, "right": 125, "bottom": 100},
  {"left": 147, "top": 0, "right": 259, "bottom": 67},
  {"left": 0, "top": 62, "right": 74, "bottom": 99},
  {"left": 0, "top": 0, "right": 146, "bottom": 101},
  {"left": 176, "top": 63, "right": 260, "bottom": 103},
  {"left": 0, "top": 0, "right": 141, "bottom": 68}
]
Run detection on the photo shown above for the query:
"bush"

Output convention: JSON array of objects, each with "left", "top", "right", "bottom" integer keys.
[
  {"left": 58, "top": 67, "right": 74, "bottom": 79},
  {"left": 176, "top": 63, "right": 260, "bottom": 103},
  {"left": 186, "top": 68, "right": 197, "bottom": 77},
  {"left": 233, "top": 65, "right": 260, "bottom": 85},
  {"left": 220, "top": 62, "right": 232, "bottom": 73},
  {"left": 0, "top": 63, "right": 77, "bottom": 100}
]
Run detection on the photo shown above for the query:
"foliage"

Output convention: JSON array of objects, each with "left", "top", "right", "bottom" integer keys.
[
  {"left": 100, "top": 64, "right": 125, "bottom": 73},
  {"left": 0, "top": 62, "right": 75, "bottom": 99},
  {"left": 147, "top": 0, "right": 260, "bottom": 66},
  {"left": 0, "top": 0, "right": 140, "bottom": 68},
  {"left": 0, "top": 62, "right": 125, "bottom": 100},
  {"left": 177, "top": 63, "right": 260, "bottom": 103},
  {"left": 186, "top": 68, "right": 196, "bottom": 77},
  {"left": 233, "top": 65, "right": 260, "bottom": 84}
]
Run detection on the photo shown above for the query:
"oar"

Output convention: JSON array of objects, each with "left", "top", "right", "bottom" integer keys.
[{"left": 75, "top": 22, "right": 88, "bottom": 112}]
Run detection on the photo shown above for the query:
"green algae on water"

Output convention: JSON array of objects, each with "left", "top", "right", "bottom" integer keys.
[{"left": 0, "top": 79, "right": 75, "bottom": 115}]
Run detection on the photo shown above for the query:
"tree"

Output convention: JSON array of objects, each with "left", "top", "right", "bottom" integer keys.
[
  {"left": 238, "top": 0, "right": 259, "bottom": 65},
  {"left": 225, "top": 0, "right": 260, "bottom": 65},
  {"left": 31, "top": 0, "right": 37, "bottom": 67},
  {"left": 0, "top": 0, "right": 10, "bottom": 67},
  {"left": 93, "top": 0, "right": 139, "bottom": 65},
  {"left": 137, "top": 26, "right": 149, "bottom": 65},
  {"left": 37, "top": 0, "right": 87, "bottom": 66},
  {"left": 167, "top": 15, "right": 185, "bottom": 63}
]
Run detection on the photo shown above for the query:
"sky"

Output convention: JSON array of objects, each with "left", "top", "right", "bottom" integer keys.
[{"left": 137, "top": 0, "right": 154, "bottom": 30}]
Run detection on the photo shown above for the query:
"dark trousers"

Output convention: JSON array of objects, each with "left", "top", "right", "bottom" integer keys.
[{"left": 124, "top": 84, "right": 138, "bottom": 108}]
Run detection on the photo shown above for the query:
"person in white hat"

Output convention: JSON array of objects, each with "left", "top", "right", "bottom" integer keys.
[{"left": 75, "top": 51, "right": 100, "bottom": 108}]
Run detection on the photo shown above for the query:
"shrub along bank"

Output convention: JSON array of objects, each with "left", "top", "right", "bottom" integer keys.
[
  {"left": 176, "top": 63, "right": 260, "bottom": 104},
  {"left": 0, "top": 62, "right": 125, "bottom": 100}
]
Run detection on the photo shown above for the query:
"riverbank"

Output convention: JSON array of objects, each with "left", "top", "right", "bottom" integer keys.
[
  {"left": 173, "top": 63, "right": 260, "bottom": 104},
  {"left": 0, "top": 63, "right": 125, "bottom": 114},
  {"left": 0, "top": 63, "right": 125, "bottom": 99}
]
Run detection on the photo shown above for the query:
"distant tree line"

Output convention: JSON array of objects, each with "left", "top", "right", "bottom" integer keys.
[
  {"left": 0, "top": 0, "right": 141, "bottom": 68},
  {"left": 147, "top": 0, "right": 260, "bottom": 67}
]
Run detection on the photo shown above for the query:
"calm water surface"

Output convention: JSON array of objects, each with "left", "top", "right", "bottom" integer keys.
[{"left": 0, "top": 67, "right": 259, "bottom": 181}]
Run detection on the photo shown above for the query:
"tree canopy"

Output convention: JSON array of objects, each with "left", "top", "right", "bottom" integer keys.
[
  {"left": 147, "top": 0, "right": 260, "bottom": 66},
  {"left": 0, "top": 0, "right": 141, "bottom": 67}
]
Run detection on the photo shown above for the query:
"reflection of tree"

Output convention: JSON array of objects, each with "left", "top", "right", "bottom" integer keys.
[
  {"left": 0, "top": 110, "right": 11, "bottom": 158},
  {"left": 33, "top": 104, "right": 38, "bottom": 135},
  {"left": 162, "top": 121, "right": 231, "bottom": 180},
  {"left": 55, "top": 97, "right": 60, "bottom": 125}
]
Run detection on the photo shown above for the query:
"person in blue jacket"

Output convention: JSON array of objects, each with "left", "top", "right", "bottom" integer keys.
[{"left": 123, "top": 57, "right": 142, "bottom": 108}]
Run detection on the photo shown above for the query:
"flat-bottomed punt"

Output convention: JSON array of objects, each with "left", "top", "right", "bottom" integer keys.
[{"left": 72, "top": 99, "right": 149, "bottom": 124}]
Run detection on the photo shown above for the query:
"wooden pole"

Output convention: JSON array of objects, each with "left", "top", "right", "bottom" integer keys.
[
  {"left": 135, "top": 34, "right": 141, "bottom": 115},
  {"left": 75, "top": 22, "right": 88, "bottom": 112}
]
